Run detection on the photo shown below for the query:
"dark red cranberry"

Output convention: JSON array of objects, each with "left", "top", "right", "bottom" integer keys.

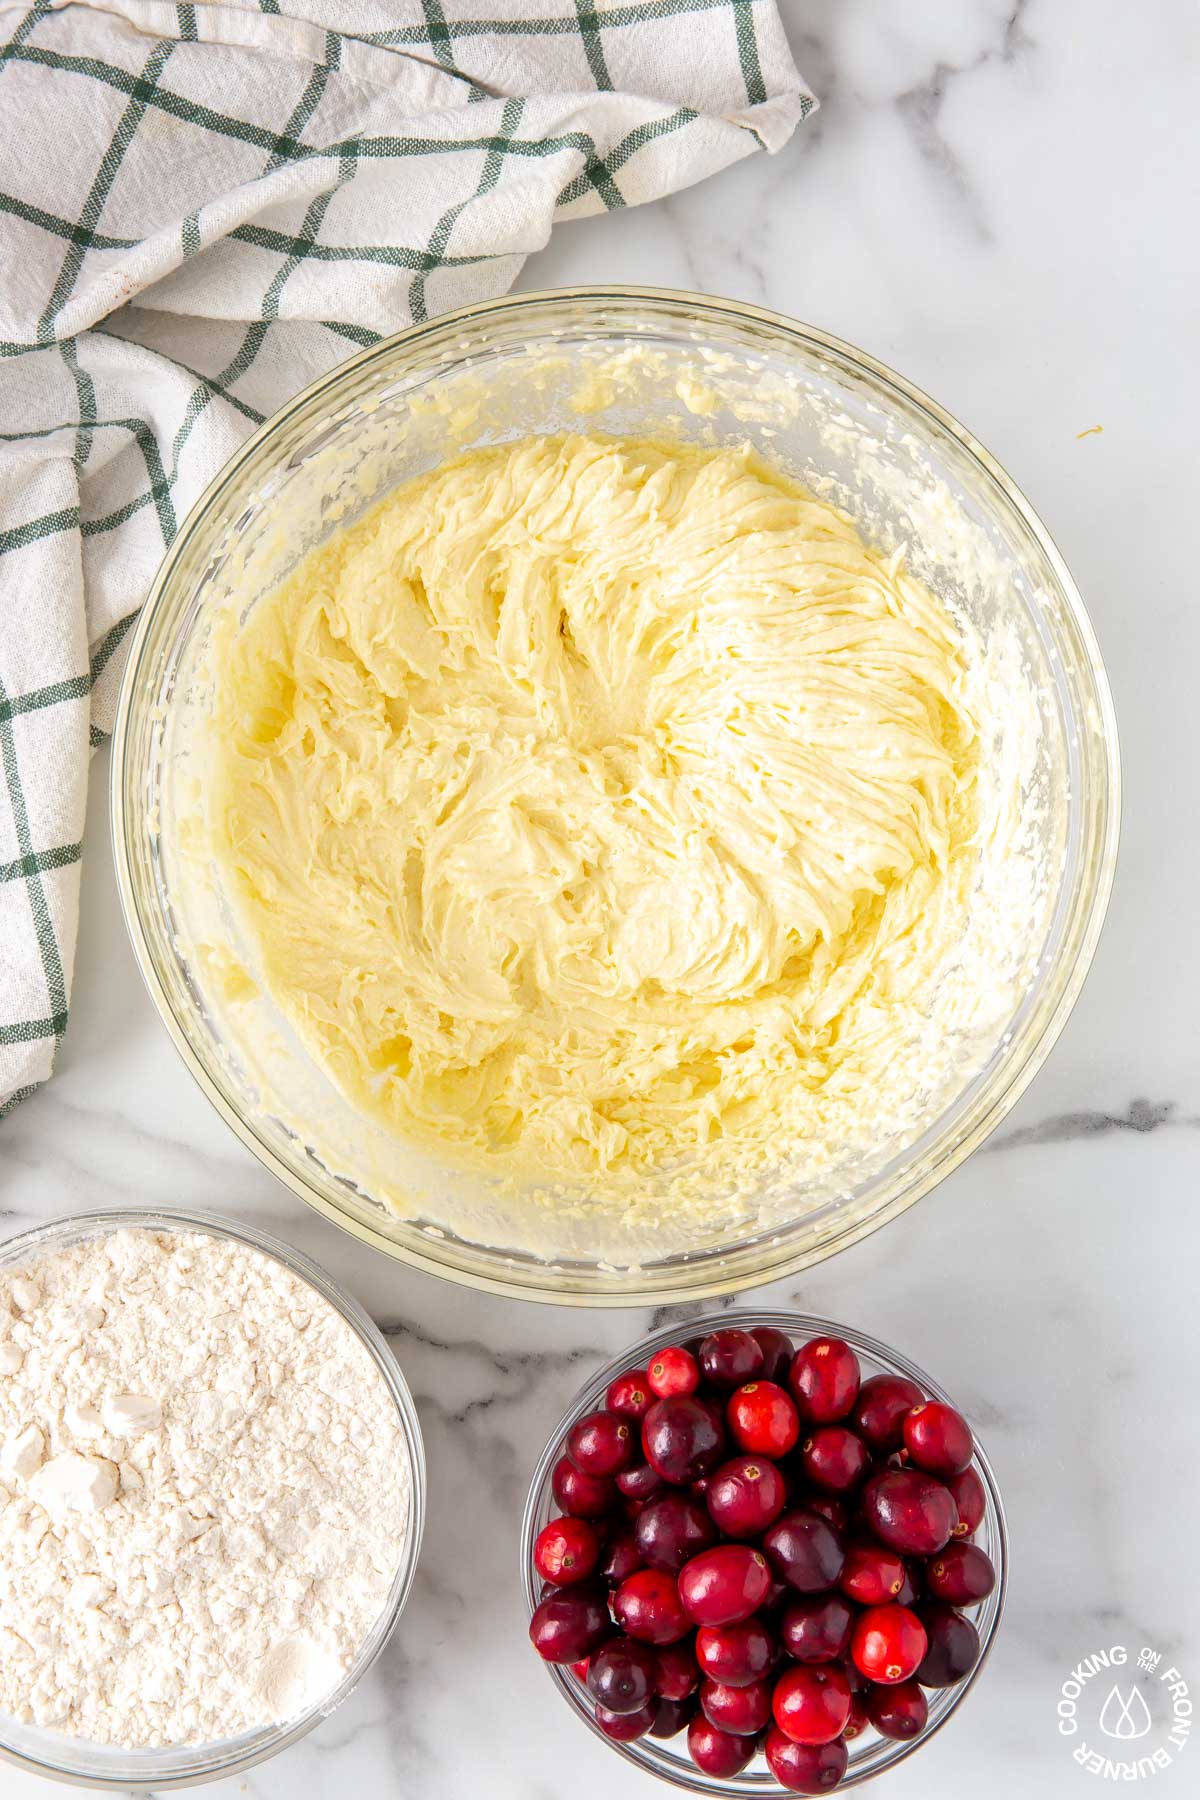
[
  {"left": 529, "top": 1584, "right": 613, "bottom": 1663},
  {"left": 650, "top": 1695, "right": 695, "bottom": 1737},
  {"left": 851, "top": 1374, "right": 923, "bottom": 1450},
  {"left": 613, "top": 1569, "right": 691, "bottom": 1645},
  {"left": 867, "top": 1676, "right": 928, "bottom": 1739},
  {"left": 926, "top": 1540, "right": 996, "bottom": 1604},
  {"left": 771, "top": 1663, "right": 852, "bottom": 1744},
  {"left": 533, "top": 1516, "right": 601, "bottom": 1587},
  {"left": 600, "top": 1530, "right": 644, "bottom": 1587},
  {"left": 765, "top": 1726, "right": 849, "bottom": 1793},
  {"left": 606, "top": 1369, "right": 654, "bottom": 1421},
  {"left": 916, "top": 1601, "right": 981, "bottom": 1685},
  {"left": 894, "top": 1560, "right": 921, "bottom": 1607},
  {"left": 699, "top": 1328, "right": 765, "bottom": 1388},
  {"left": 678, "top": 1544, "right": 772, "bottom": 1626},
  {"left": 842, "top": 1691, "right": 870, "bottom": 1740},
  {"left": 840, "top": 1540, "right": 906, "bottom": 1606},
  {"left": 595, "top": 1698, "right": 655, "bottom": 1740},
  {"left": 946, "top": 1465, "right": 987, "bottom": 1537},
  {"left": 700, "top": 1674, "right": 772, "bottom": 1735},
  {"left": 687, "top": 1714, "right": 756, "bottom": 1777},
  {"left": 841, "top": 1656, "right": 869, "bottom": 1696},
  {"left": 617, "top": 1460, "right": 666, "bottom": 1503},
  {"left": 762, "top": 1509, "right": 846, "bottom": 1593},
  {"left": 728, "top": 1380, "right": 800, "bottom": 1458},
  {"left": 552, "top": 1455, "right": 617, "bottom": 1520},
  {"left": 752, "top": 1326, "right": 795, "bottom": 1383},
  {"left": 695, "top": 1616, "right": 774, "bottom": 1686},
  {"left": 780, "top": 1593, "right": 855, "bottom": 1664},
  {"left": 568, "top": 1410, "right": 635, "bottom": 1478},
  {"left": 850, "top": 1603, "right": 927, "bottom": 1684},
  {"left": 646, "top": 1345, "right": 700, "bottom": 1399},
  {"left": 861, "top": 1469, "right": 957, "bottom": 1556},
  {"left": 805, "top": 1494, "right": 849, "bottom": 1533},
  {"left": 800, "top": 1426, "right": 871, "bottom": 1494},
  {"left": 635, "top": 1494, "right": 717, "bottom": 1573},
  {"left": 587, "top": 1635, "right": 659, "bottom": 1714},
  {"left": 706, "top": 1454, "right": 787, "bottom": 1538},
  {"left": 643, "top": 1395, "right": 726, "bottom": 1486},
  {"left": 760, "top": 1573, "right": 791, "bottom": 1619},
  {"left": 655, "top": 1638, "right": 700, "bottom": 1700},
  {"left": 903, "top": 1401, "right": 973, "bottom": 1476},
  {"left": 788, "top": 1337, "right": 861, "bottom": 1423}
]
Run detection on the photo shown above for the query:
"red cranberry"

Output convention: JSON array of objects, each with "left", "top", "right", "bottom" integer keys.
[
  {"left": 765, "top": 1726, "right": 849, "bottom": 1793},
  {"left": 762, "top": 1509, "right": 846, "bottom": 1593},
  {"left": 706, "top": 1455, "right": 787, "bottom": 1538},
  {"left": 552, "top": 1455, "right": 616, "bottom": 1520},
  {"left": 895, "top": 1560, "right": 921, "bottom": 1607},
  {"left": 647, "top": 1345, "right": 700, "bottom": 1399},
  {"left": 805, "top": 1495, "right": 849, "bottom": 1533},
  {"left": 701, "top": 1674, "right": 772, "bottom": 1735},
  {"left": 861, "top": 1469, "right": 957, "bottom": 1557},
  {"left": 568, "top": 1410, "right": 635, "bottom": 1478},
  {"left": 842, "top": 1691, "right": 870, "bottom": 1740},
  {"left": 687, "top": 1714, "right": 756, "bottom": 1777},
  {"left": 600, "top": 1530, "right": 644, "bottom": 1587},
  {"left": 650, "top": 1695, "right": 695, "bottom": 1737},
  {"left": 867, "top": 1676, "right": 928, "bottom": 1739},
  {"left": 851, "top": 1603, "right": 928, "bottom": 1684},
  {"left": 772, "top": 1663, "right": 852, "bottom": 1744},
  {"left": 617, "top": 1460, "right": 666, "bottom": 1503},
  {"left": 699, "top": 1328, "right": 765, "bottom": 1389},
  {"left": 903, "top": 1401, "right": 973, "bottom": 1476},
  {"left": 529, "top": 1584, "right": 613, "bottom": 1663},
  {"left": 570, "top": 1658, "right": 589, "bottom": 1683},
  {"left": 947, "top": 1465, "right": 987, "bottom": 1537},
  {"left": 916, "top": 1601, "right": 981, "bottom": 1685},
  {"left": 613, "top": 1569, "right": 691, "bottom": 1645},
  {"left": 655, "top": 1638, "right": 700, "bottom": 1700},
  {"left": 728, "top": 1381, "right": 800, "bottom": 1458},
  {"left": 635, "top": 1494, "right": 717, "bottom": 1573},
  {"left": 643, "top": 1395, "right": 726, "bottom": 1485},
  {"left": 851, "top": 1374, "right": 923, "bottom": 1450},
  {"left": 534, "top": 1516, "right": 601, "bottom": 1587},
  {"left": 789, "top": 1337, "right": 860, "bottom": 1423},
  {"left": 679, "top": 1545, "right": 772, "bottom": 1626},
  {"left": 587, "top": 1635, "right": 659, "bottom": 1714},
  {"left": 781, "top": 1593, "right": 855, "bottom": 1664},
  {"left": 800, "top": 1426, "right": 871, "bottom": 1494},
  {"left": 695, "top": 1616, "right": 775, "bottom": 1686},
  {"left": 596, "top": 1698, "right": 655, "bottom": 1740},
  {"left": 840, "top": 1540, "right": 906, "bottom": 1606},
  {"left": 606, "top": 1369, "right": 654, "bottom": 1420},
  {"left": 926, "top": 1540, "right": 996, "bottom": 1604},
  {"left": 752, "top": 1326, "right": 795, "bottom": 1383}
]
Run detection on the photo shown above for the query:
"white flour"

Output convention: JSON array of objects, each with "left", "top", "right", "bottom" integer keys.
[{"left": 0, "top": 1226, "right": 410, "bottom": 1749}]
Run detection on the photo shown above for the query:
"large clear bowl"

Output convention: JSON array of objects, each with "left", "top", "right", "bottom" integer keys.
[
  {"left": 111, "top": 287, "right": 1119, "bottom": 1305},
  {"left": 0, "top": 1208, "right": 425, "bottom": 1790},
  {"left": 520, "top": 1309, "right": 1008, "bottom": 1793}
]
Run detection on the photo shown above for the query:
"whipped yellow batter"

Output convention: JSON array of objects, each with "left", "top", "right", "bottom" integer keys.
[{"left": 208, "top": 435, "right": 982, "bottom": 1190}]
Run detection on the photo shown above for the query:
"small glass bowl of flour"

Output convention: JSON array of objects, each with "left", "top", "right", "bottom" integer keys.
[{"left": 0, "top": 1209, "right": 424, "bottom": 1788}]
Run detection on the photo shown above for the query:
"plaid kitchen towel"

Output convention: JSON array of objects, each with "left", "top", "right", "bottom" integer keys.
[{"left": 0, "top": 0, "right": 813, "bottom": 1116}]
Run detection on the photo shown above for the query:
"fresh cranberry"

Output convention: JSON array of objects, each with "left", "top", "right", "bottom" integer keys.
[
  {"left": 841, "top": 1657, "right": 869, "bottom": 1695},
  {"left": 789, "top": 1337, "right": 860, "bottom": 1423},
  {"left": 701, "top": 1674, "right": 772, "bottom": 1735},
  {"left": 679, "top": 1544, "right": 772, "bottom": 1626},
  {"left": 894, "top": 1560, "right": 921, "bottom": 1607},
  {"left": 529, "top": 1584, "right": 613, "bottom": 1663},
  {"left": 596, "top": 1698, "right": 656, "bottom": 1740},
  {"left": 613, "top": 1569, "right": 691, "bottom": 1645},
  {"left": 600, "top": 1530, "right": 644, "bottom": 1586},
  {"left": 752, "top": 1326, "right": 795, "bottom": 1383},
  {"left": 765, "top": 1726, "right": 849, "bottom": 1793},
  {"left": 851, "top": 1374, "right": 923, "bottom": 1450},
  {"left": 800, "top": 1426, "right": 871, "bottom": 1494},
  {"left": 840, "top": 1541, "right": 906, "bottom": 1606},
  {"left": 699, "top": 1328, "right": 765, "bottom": 1389},
  {"left": 728, "top": 1380, "right": 800, "bottom": 1458},
  {"left": 687, "top": 1714, "right": 756, "bottom": 1777},
  {"left": 552, "top": 1455, "right": 616, "bottom": 1520},
  {"left": 606, "top": 1369, "right": 654, "bottom": 1420},
  {"left": 643, "top": 1395, "right": 726, "bottom": 1485},
  {"left": 841, "top": 1691, "right": 870, "bottom": 1740},
  {"left": 805, "top": 1495, "right": 849, "bottom": 1533},
  {"left": 867, "top": 1676, "right": 928, "bottom": 1739},
  {"left": 695, "top": 1617, "right": 775, "bottom": 1686},
  {"left": 650, "top": 1695, "right": 695, "bottom": 1737},
  {"left": 568, "top": 1410, "right": 635, "bottom": 1478},
  {"left": 706, "top": 1454, "right": 787, "bottom": 1538},
  {"left": 850, "top": 1603, "right": 928, "bottom": 1684},
  {"left": 760, "top": 1574, "right": 791, "bottom": 1618},
  {"left": 772, "top": 1663, "right": 852, "bottom": 1744},
  {"left": 587, "top": 1635, "right": 659, "bottom": 1714},
  {"left": 534, "top": 1516, "right": 601, "bottom": 1587},
  {"left": 926, "top": 1540, "right": 996, "bottom": 1604},
  {"left": 646, "top": 1345, "right": 700, "bottom": 1399},
  {"left": 617, "top": 1460, "right": 666, "bottom": 1503},
  {"left": 903, "top": 1401, "right": 973, "bottom": 1476},
  {"left": 763, "top": 1509, "right": 846, "bottom": 1593},
  {"left": 570, "top": 1657, "right": 590, "bottom": 1683},
  {"left": 916, "top": 1601, "right": 981, "bottom": 1685},
  {"left": 635, "top": 1494, "right": 717, "bottom": 1573},
  {"left": 947, "top": 1465, "right": 987, "bottom": 1537},
  {"left": 861, "top": 1469, "right": 957, "bottom": 1556},
  {"left": 655, "top": 1638, "right": 700, "bottom": 1700},
  {"left": 781, "top": 1593, "right": 855, "bottom": 1664}
]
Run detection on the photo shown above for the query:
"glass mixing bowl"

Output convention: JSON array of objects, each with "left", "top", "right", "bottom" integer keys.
[
  {"left": 0, "top": 1208, "right": 425, "bottom": 1790},
  {"left": 520, "top": 1309, "right": 1008, "bottom": 1794},
  {"left": 111, "top": 287, "right": 1119, "bottom": 1304}
]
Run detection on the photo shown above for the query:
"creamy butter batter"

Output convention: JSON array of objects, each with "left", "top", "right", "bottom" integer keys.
[{"left": 208, "top": 435, "right": 982, "bottom": 1189}]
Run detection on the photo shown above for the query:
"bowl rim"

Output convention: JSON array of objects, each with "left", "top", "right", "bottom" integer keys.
[
  {"left": 0, "top": 1206, "right": 426, "bottom": 1789},
  {"left": 110, "top": 284, "right": 1122, "bottom": 1307},
  {"left": 519, "top": 1306, "right": 1009, "bottom": 1793}
]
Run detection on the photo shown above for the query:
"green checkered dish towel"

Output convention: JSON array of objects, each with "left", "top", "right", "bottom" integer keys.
[{"left": 0, "top": 0, "right": 814, "bottom": 1116}]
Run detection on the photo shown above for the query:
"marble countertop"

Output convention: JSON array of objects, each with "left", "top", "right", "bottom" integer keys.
[{"left": 4, "top": 1, "right": 1198, "bottom": 1794}]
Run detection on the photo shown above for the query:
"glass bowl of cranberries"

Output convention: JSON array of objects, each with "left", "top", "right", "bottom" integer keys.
[{"left": 522, "top": 1311, "right": 1006, "bottom": 1793}]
